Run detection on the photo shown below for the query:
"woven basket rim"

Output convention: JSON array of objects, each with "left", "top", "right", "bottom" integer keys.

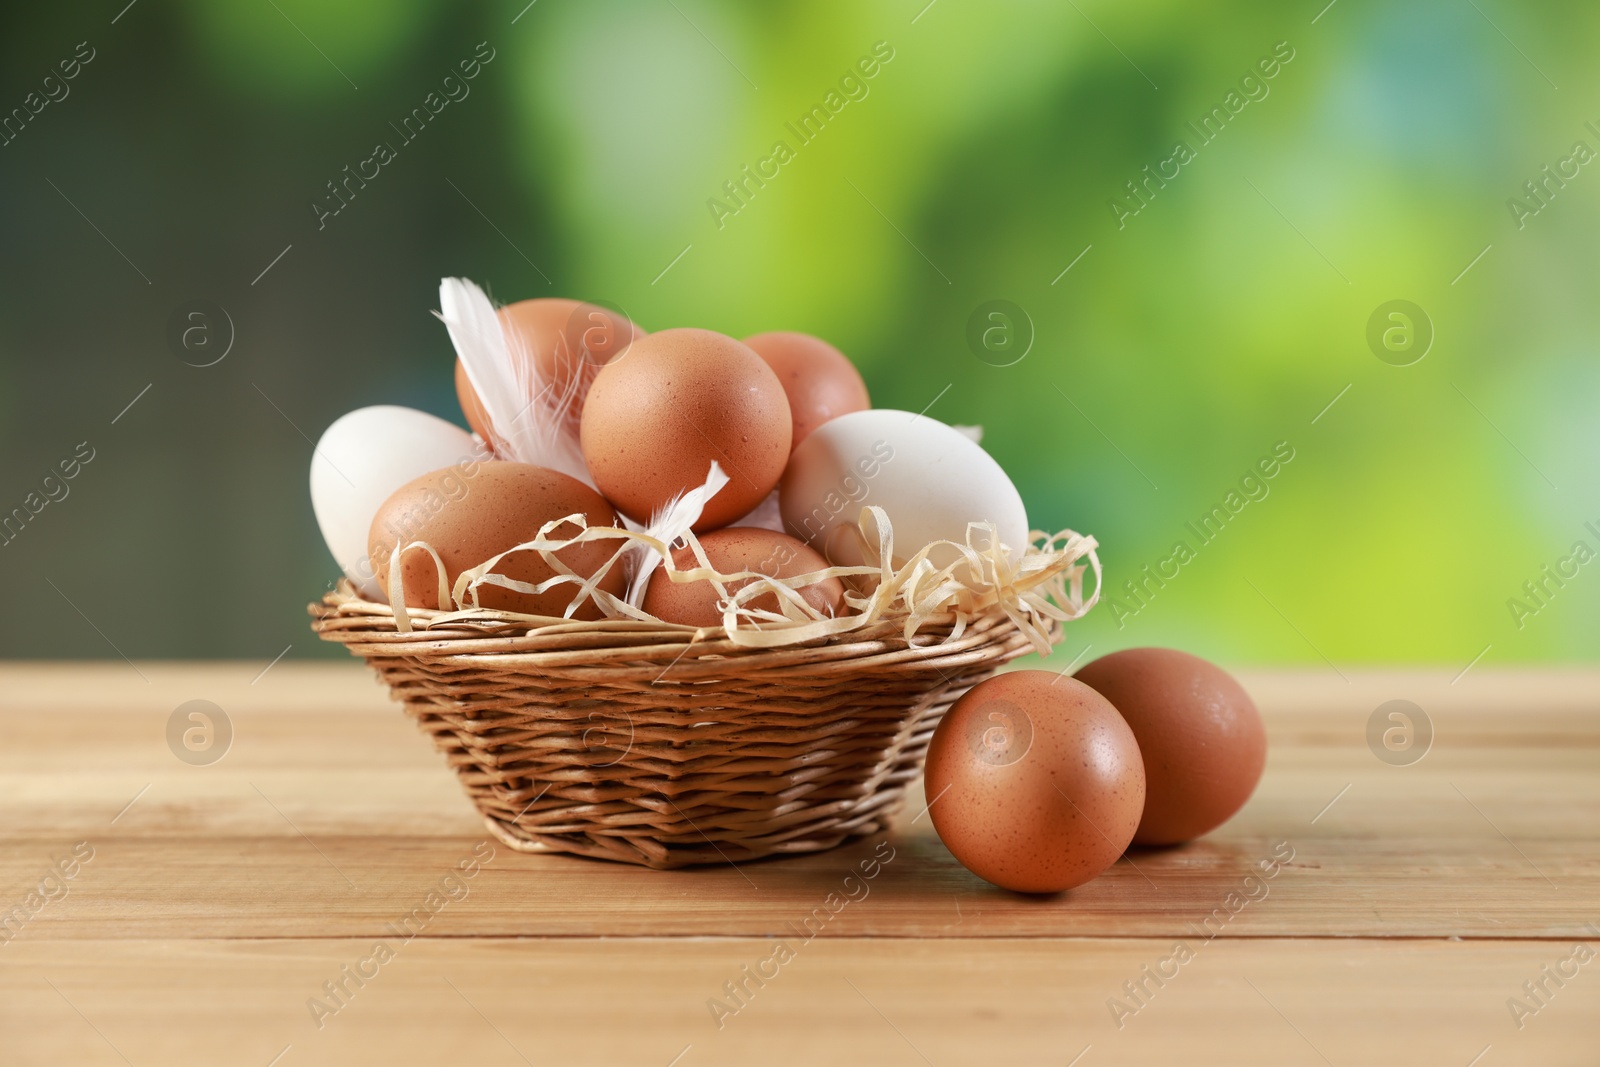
[{"left": 310, "top": 579, "right": 1056, "bottom": 670}]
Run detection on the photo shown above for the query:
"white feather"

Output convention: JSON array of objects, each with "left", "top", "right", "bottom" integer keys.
[
  {"left": 434, "top": 277, "right": 591, "bottom": 486},
  {"left": 625, "top": 461, "right": 731, "bottom": 606}
]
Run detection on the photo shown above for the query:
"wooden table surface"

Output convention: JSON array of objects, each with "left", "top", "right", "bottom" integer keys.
[{"left": 2, "top": 662, "right": 1597, "bottom": 1066}]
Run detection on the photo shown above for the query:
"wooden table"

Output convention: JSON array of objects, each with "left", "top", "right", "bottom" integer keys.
[{"left": 2, "top": 663, "right": 1597, "bottom": 1065}]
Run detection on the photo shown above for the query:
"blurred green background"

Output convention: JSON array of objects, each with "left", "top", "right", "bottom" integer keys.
[{"left": 1, "top": 0, "right": 1595, "bottom": 666}]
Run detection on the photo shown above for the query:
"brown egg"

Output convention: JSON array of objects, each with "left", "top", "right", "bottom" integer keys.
[
  {"left": 642, "top": 528, "right": 843, "bottom": 627},
  {"left": 924, "top": 671, "right": 1145, "bottom": 893},
  {"left": 742, "top": 332, "right": 870, "bottom": 449},
  {"left": 1075, "top": 648, "right": 1266, "bottom": 846},
  {"left": 454, "top": 298, "right": 644, "bottom": 439},
  {"left": 580, "top": 328, "right": 791, "bottom": 531},
  {"left": 369, "top": 461, "right": 625, "bottom": 619}
]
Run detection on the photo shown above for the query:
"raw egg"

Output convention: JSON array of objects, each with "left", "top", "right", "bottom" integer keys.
[
  {"left": 1074, "top": 647, "right": 1266, "bottom": 846},
  {"left": 580, "top": 328, "right": 791, "bottom": 531},
  {"left": 924, "top": 670, "right": 1145, "bottom": 893},
  {"left": 642, "top": 527, "right": 843, "bottom": 627},
  {"left": 454, "top": 298, "right": 643, "bottom": 439},
  {"left": 778, "top": 409, "right": 1029, "bottom": 571},
  {"left": 310, "top": 405, "right": 484, "bottom": 600},
  {"left": 742, "top": 331, "right": 870, "bottom": 449},
  {"left": 369, "top": 461, "right": 625, "bottom": 619}
]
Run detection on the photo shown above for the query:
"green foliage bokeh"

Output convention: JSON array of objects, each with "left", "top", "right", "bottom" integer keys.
[{"left": 0, "top": 0, "right": 1593, "bottom": 664}]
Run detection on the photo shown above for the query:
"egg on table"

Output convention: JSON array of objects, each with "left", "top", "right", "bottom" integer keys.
[
  {"left": 369, "top": 461, "right": 626, "bottom": 619},
  {"left": 310, "top": 405, "right": 484, "bottom": 600},
  {"left": 742, "top": 331, "right": 870, "bottom": 450},
  {"left": 580, "top": 328, "right": 791, "bottom": 531},
  {"left": 1075, "top": 647, "right": 1266, "bottom": 846},
  {"left": 924, "top": 670, "right": 1146, "bottom": 893},
  {"left": 642, "top": 527, "right": 843, "bottom": 627},
  {"left": 778, "top": 409, "right": 1029, "bottom": 571}
]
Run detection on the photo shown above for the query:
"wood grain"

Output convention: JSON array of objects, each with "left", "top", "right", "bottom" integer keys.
[
  {"left": 4, "top": 937, "right": 1597, "bottom": 1066},
  {"left": 1, "top": 663, "right": 1598, "bottom": 1063},
  {"left": 3, "top": 664, "right": 1595, "bottom": 941}
]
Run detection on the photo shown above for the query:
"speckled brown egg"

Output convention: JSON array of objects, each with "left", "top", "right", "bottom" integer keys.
[
  {"left": 742, "top": 331, "right": 870, "bottom": 449},
  {"left": 1075, "top": 647, "right": 1266, "bottom": 846},
  {"left": 580, "top": 328, "right": 791, "bottom": 530},
  {"left": 454, "top": 298, "right": 644, "bottom": 439},
  {"left": 924, "top": 671, "right": 1145, "bottom": 894},
  {"left": 369, "top": 461, "right": 625, "bottom": 619},
  {"left": 642, "top": 527, "right": 843, "bottom": 627}
]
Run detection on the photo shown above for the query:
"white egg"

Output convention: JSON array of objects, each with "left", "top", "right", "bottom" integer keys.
[
  {"left": 778, "top": 409, "right": 1029, "bottom": 570},
  {"left": 310, "top": 405, "right": 483, "bottom": 599}
]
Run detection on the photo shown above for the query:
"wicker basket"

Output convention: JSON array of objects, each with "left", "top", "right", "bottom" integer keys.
[{"left": 310, "top": 582, "right": 1058, "bottom": 868}]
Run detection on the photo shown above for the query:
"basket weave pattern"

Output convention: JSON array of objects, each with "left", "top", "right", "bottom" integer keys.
[{"left": 311, "top": 583, "right": 1053, "bottom": 868}]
